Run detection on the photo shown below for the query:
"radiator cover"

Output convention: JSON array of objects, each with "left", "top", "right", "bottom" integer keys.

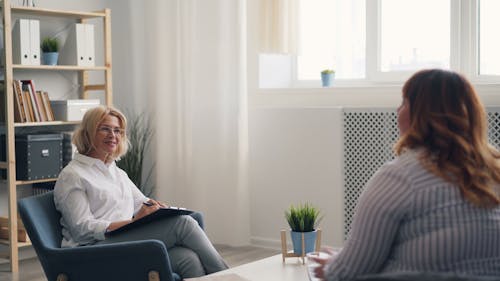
[{"left": 342, "top": 107, "right": 500, "bottom": 239}]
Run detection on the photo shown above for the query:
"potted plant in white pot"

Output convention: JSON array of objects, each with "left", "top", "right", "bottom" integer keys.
[
  {"left": 320, "top": 69, "right": 335, "bottom": 87},
  {"left": 41, "top": 37, "right": 59, "bottom": 65},
  {"left": 285, "top": 203, "right": 322, "bottom": 255}
]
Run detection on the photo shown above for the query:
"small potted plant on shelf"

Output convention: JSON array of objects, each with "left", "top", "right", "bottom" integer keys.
[
  {"left": 285, "top": 203, "right": 322, "bottom": 255},
  {"left": 320, "top": 69, "right": 335, "bottom": 87},
  {"left": 40, "top": 37, "right": 59, "bottom": 65}
]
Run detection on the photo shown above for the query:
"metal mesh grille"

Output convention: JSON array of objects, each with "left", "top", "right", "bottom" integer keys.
[
  {"left": 342, "top": 109, "right": 398, "bottom": 239},
  {"left": 487, "top": 111, "right": 500, "bottom": 150},
  {"left": 342, "top": 107, "right": 500, "bottom": 240}
]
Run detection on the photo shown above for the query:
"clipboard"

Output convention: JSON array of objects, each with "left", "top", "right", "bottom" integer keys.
[{"left": 107, "top": 207, "right": 194, "bottom": 235}]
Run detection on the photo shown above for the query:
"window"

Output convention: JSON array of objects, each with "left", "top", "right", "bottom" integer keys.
[
  {"left": 379, "top": 0, "right": 450, "bottom": 72},
  {"left": 297, "top": 0, "right": 365, "bottom": 80},
  {"left": 479, "top": 0, "right": 500, "bottom": 75},
  {"left": 258, "top": 0, "right": 500, "bottom": 88}
]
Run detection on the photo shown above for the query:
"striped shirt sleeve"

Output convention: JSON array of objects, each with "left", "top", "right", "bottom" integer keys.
[{"left": 325, "top": 162, "right": 412, "bottom": 280}]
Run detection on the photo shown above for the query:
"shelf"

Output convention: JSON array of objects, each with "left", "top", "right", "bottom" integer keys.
[
  {"left": 2, "top": 0, "right": 112, "bottom": 273},
  {"left": 13, "top": 64, "right": 108, "bottom": 71},
  {"left": 11, "top": 6, "right": 106, "bottom": 19},
  {"left": 16, "top": 178, "right": 57, "bottom": 185},
  {"left": 14, "top": 120, "right": 80, "bottom": 127},
  {"left": 0, "top": 178, "right": 57, "bottom": 185},
  {"left": 0, "top": 238, "right": 31, "bottom": 248}
]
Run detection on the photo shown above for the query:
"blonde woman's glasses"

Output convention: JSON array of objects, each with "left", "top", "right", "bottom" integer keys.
[{"left": 98, "top": 126, "right": 124, "bottom": 136}]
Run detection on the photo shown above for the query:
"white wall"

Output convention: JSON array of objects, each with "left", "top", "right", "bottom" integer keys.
[
  {"left": 249, "top": 107, "right": 345, "bottom": 248},
  {"left": 104, "top": 0, "right": 149, "bottom": 113}
]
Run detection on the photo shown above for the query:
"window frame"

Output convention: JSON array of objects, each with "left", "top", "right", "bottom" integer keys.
[
  {"left": 474, "top": 0, "right": 500, "bottom": 82},
  {"left": 289, "top": 0, "right": 500, "bottom": 87}
]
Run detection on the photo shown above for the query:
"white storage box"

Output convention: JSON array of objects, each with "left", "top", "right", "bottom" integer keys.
[{"left": 50, "top": 99, "right": 100, "bottom": 121}]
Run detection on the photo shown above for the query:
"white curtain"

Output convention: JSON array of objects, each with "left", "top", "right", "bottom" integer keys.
[
  {"left": 133, "top": 0, "right": 250, "bottom": 246},
  {"left": 259, "top": 0, "right": 299, "bottom": 54}
]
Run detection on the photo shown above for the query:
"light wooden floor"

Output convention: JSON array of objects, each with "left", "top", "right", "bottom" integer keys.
[{"left": 0, "top": 244, "right": 280, "bottom": 281}]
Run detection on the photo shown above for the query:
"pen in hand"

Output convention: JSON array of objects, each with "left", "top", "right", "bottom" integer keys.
[{"left": 142, "top": 201, "right": 168, "bottom": 208}]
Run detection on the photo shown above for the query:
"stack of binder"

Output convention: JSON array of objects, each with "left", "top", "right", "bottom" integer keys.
[
  {"left": 12, "top": 19, "right": 40, "bottom": 65},
  {"left": 60, "top": 23, "right": 95, "bottom": 67}
]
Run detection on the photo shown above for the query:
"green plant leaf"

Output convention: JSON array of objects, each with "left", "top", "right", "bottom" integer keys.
[
  {"left": 116, "top": 110, "right": 156, "bottom": 197},
  {"left": 321, "top": 69, "right": 335, "bottom": 74},
  {"left": 284, "top": 203, "right": 322, "bottom": 232},
  {"left": 41, "top": 37, "right": 59, "bottom": 52}
]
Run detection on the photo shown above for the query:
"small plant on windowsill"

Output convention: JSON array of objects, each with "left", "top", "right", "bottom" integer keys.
[
  {"left": 320, "top": 69, "right": 335, "bottom": 75},
  {"left": 320, "top": 69, "right": 335, "bottom": 87}
]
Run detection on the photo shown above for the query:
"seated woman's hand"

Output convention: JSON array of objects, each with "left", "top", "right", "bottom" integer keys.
[
  {"left": 310, "top": 247, "right": 339, "bottom": 280},
  {"left": 133, "top": 202, "right": 161, "bottom": 221},
  {"left": 146, "top": 199, "right": 168, "bottom": 208}
]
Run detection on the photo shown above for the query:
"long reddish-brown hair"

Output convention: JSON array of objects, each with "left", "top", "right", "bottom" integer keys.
[{"left": 395, "top": 69, "right": 500, "bottom": 207}]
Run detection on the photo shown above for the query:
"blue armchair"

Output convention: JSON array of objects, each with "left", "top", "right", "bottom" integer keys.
[{"left": 18, "top": 191, "right": 204, "bottom": 281}]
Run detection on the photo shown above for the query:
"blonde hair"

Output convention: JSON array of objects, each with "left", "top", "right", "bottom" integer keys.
[
  {"left": 395, "top": 69, "right": 500, "bottom": 207},
  {"left": 72, "top": 106, "right": 129, "bottom": 160}
]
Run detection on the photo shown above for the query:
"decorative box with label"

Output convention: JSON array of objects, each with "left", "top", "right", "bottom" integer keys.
[
  {"left": 15, "top": 134, "right": 63, "bottom": 180},
  {"left": 50, "top": 99, "right": 100, "bottom": 121}
]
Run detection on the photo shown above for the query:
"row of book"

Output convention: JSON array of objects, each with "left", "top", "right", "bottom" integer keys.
[
  {"left": 13, "top": 80, "right": 55, "bottom": 123},
  {"left": 0, "top": 216, "right": 27, "bottom": 242}
]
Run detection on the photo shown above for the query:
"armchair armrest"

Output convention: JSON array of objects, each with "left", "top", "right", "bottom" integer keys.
[{"left": 43, "top": 240, "right": 176, "bottom": 281}]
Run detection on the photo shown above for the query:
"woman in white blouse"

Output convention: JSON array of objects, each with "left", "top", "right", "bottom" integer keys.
[
  {"left": 312, "top": 69, "right": 500, "bottom": 280},
  {"left": 54, "top": 106, "right": 227, "bottom": 279}
]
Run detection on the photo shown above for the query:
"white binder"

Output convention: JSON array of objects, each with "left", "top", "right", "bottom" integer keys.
[
  {"left": 84, "top": 24, "right": 95, "bottom": 66},
  {"left": 29, "top": 20, "right": 40, "bottom": 65},
  {"left": 12, "top": 19, "right": 40, "bottom": 65},
  {"left": 60, "top": 23, "right": 95, "bottom": 66}
]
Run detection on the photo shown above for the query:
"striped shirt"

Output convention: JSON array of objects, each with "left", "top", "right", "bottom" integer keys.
[{"left": 325, "top": 149, "right": 500, "bottom": 280}]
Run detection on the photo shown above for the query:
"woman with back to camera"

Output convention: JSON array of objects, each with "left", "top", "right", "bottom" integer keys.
[
  {"left": 54, "top": 106, "right": 228, "bottom": 279},
  {"left": 311, "top": 69, "right": 500, "bottom": 280}
]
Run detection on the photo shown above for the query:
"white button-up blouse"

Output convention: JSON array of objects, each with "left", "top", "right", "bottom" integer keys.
[{"left": 54, "top": 152, "right": 148, "bottom": 247}]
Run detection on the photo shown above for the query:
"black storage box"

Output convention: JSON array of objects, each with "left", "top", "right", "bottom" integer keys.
[
  {"left": 16, "top": 134, "right": 63, "bottom": 180},
  {"left": 15, "top": 134, "right": 63, "bottom": 180}
]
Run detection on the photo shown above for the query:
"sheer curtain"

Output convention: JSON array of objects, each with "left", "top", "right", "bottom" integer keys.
[
  {"left": 259, "top": 0, "right": 299, "bottom": 54},
  {"left": 136, "top": 0, "right": 250, "bottom": 246}
]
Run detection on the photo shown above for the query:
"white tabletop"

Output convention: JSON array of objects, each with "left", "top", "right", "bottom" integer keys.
[{"left": 210, "top": 254, "right": 311, "bottom": 281}]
